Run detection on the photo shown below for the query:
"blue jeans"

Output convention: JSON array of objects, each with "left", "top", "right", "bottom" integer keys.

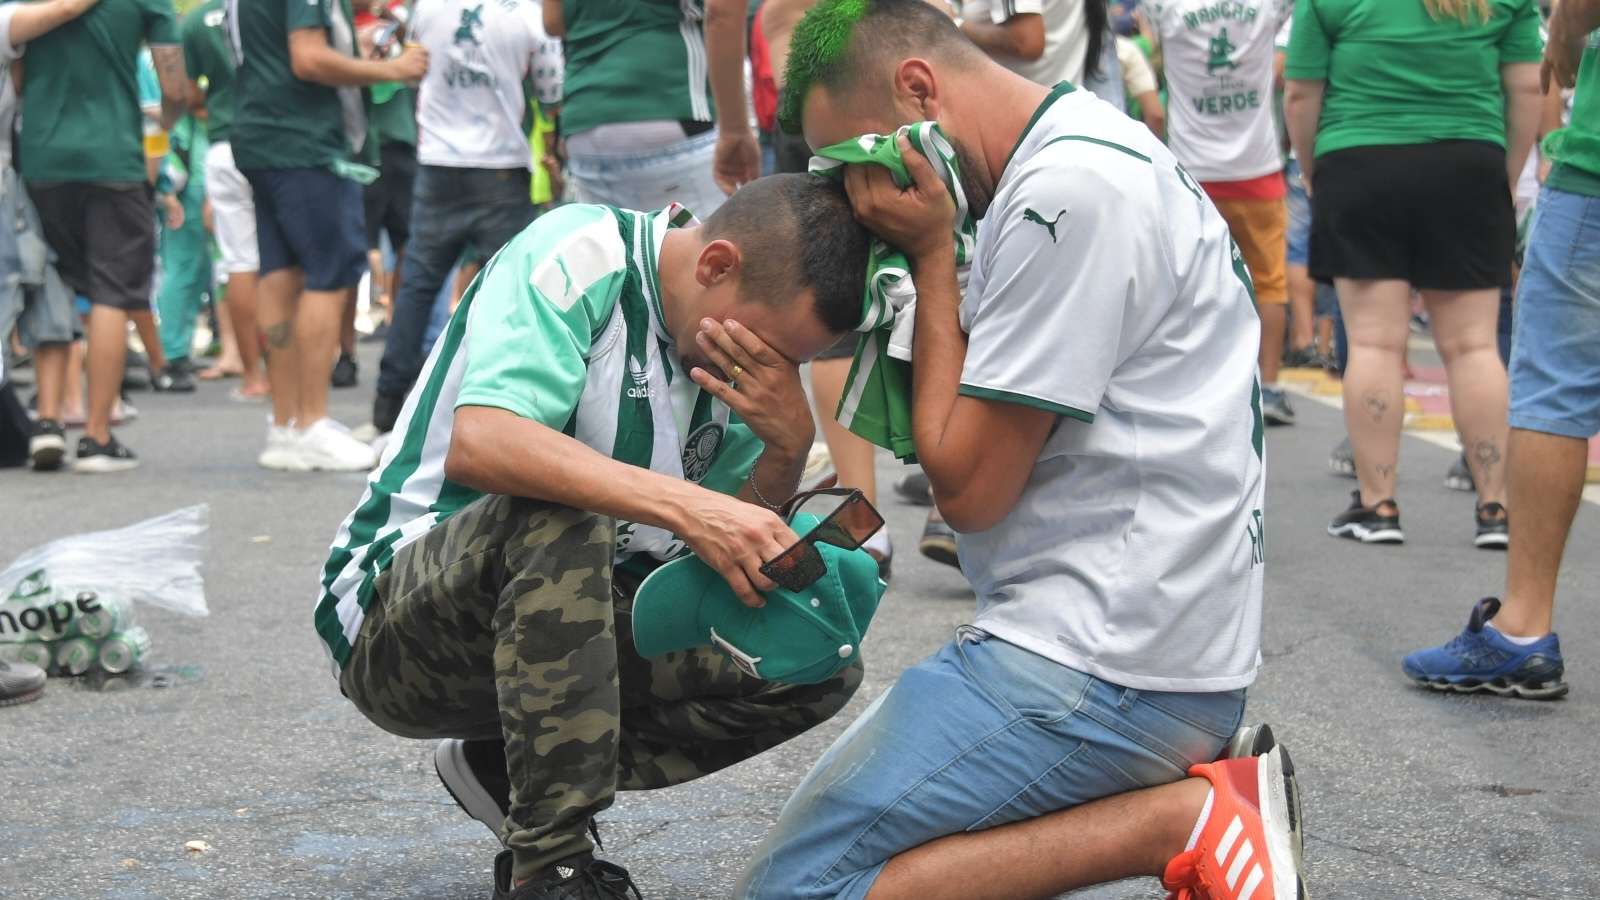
[
  {"left": 1286, "top": 158, "right": 1311, "bottom": 268},
  {"left": 1508, "top": 184, "right": 1600, "bottom": 439},
  {"left": 736, "top": 632, "right": 1247, "bottom": 900},
  {"left": 375, "top": 165, "right": 537, "bottom": 401}
]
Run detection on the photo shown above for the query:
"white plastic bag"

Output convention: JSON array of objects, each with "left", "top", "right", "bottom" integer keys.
[{"left": 0, "top": 504, "right": 210, "bottom": 621}]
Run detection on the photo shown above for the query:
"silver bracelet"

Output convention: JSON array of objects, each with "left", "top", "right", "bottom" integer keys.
[{"left": 748, "top": 459, "right": 785, "bottom": 513}]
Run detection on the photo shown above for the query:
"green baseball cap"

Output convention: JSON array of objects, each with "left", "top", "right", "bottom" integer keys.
[{"left": 631, "top": 513, "right": 886, "bottom": 684}]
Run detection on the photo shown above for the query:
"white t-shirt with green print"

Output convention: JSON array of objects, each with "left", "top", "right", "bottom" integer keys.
[
  {"left": 316, "top": 203, "right": 762, "bottom": 670},
  {"left": 958, "top": 83, "right": 1266, "bottom": 692}
]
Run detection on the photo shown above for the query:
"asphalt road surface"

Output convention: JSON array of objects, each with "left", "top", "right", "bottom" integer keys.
[{"left": 2, "top": 351, "right": 1597, "bottom": 899}]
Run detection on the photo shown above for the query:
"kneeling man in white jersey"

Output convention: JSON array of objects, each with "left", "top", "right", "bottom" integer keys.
[
  {"left": 318, "top": 174, "right": 872, "bottom": 899},
  {"left": 737, "top": 2, "right": 1308, "bottom": 899}
]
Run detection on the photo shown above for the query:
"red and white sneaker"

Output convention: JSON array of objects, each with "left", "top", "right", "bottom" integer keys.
[{"left": 1162, "top": 744, "right": 1307, "bottom": 900}]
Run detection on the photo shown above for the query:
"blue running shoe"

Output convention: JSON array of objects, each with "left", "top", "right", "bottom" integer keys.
[{"left": 1403, "top": 598, "right": 1568, "bottom": 700}]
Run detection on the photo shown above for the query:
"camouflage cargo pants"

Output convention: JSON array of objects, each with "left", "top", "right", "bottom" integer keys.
[{"left": 339, "top": 493, "right": 863, "bottom": 881}]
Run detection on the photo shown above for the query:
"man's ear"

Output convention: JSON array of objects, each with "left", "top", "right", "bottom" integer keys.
[
  {"left": 893, "top": 58, "right": 941, "bottom": 121},
  {"left": 695, "top": 238, "right": 742, "bottom": 287}
]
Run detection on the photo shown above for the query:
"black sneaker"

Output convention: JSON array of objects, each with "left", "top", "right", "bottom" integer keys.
[
  {"left": 918, "top": 511, "right": 960, "bottom": 568},
  {"left": 372, "top": 391, "right": 406, "bottom": 434},
  {"left": 894, "top": 470, "right": 933, "bottom": 506},
  {"left": 0, "top": 658, "right": 46, "bottom": 707},
  {"left": 72, "top": 434, "right": 139, "bottom": 474},
  {"left": 1327, "top": 491, "right": 1403, "bottom": 544},
  {"left": 492, "top": 851, "right": 642, "bottom": 900},
  {"left": 1444, "top": 453, "right": 1475, "bottom": 493},
  {"left": 331, "top": 353, "right": 359, "bottom": 389},
  {"left": 1475, "top": 501, "right": 1509, "bottom": 550},
  {"left": 150, "top": 365, "right": 196, "bottom": 393},
  {"left": 122, "top": 352, "right": 152, "bottom": 392},
  {"left": 1282, "top": 345, "right": 1320, "bottom": 368},
  {"left": 434, "top": 738, "right": 510, "bottom": 838},
  {"left": 29, "top": 419, "right": 66, "bottom": 471}
]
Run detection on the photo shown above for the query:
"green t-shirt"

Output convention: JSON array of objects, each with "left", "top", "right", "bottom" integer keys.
[
  {"left": 1545, "top": 31, "right": 1600, "bottom": 194},
  {"left": 232, "top": 0, "right": 369, "bottom": 170},
  {"left": 19, "top": 0, "right": 179, "bottom": 183},
  {"left": 371, "top": 85, "right": 417, "bottom": 147},
  {"left": 182, "top": 0, "right": 237, "bottom": 144},
  {"left": 559, "top": 0, "right": 713, "bottom": 136},
  {"left": 1285, "top": 0, "right": 1544, "bottom": 158},
  {"left": 317, "top": 202, "right": 762, "bottom": 668}
]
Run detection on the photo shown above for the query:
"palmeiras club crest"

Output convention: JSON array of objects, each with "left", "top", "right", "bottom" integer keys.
[{"left": 681, "top": 422, "right": 724, "bottom": 483}]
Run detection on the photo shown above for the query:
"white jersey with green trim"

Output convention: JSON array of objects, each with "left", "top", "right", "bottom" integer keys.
[
  {"left": 957, "top": 83, "right": 1266, "bottom": 692},
  {"left": 1146, "top": 0, "right": 1291, "bottom": 182},
  {"left": 315, "top": 203, "right": 762, "bottom": 670}
]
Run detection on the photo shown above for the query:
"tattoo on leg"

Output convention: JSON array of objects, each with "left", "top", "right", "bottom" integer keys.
[
  {"left": 1362, "top": 391, "right": 1389, "bottom": 423},
  {"left": 1473, "top": 440, "right": 1502, "bottom": 475},
  {"left": 1375, "top": 463, "right": 1396, "bottom": 480},
  {"left": 265, "top": 322, "right": 292, "bottom": 349}
]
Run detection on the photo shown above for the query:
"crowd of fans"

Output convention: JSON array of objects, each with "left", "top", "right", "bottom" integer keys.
[{"left": 0, "top": 0, "right": 1592, "bottom": 685}]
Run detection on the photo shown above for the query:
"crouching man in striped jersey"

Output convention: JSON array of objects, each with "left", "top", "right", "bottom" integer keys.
[{"left": 316, "top": 174, "right": 871, "bottom": 900}]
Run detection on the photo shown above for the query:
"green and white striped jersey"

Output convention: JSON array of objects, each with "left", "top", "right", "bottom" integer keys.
[{"left": 316, "top": 203, "right": 763, "bottom": 669}]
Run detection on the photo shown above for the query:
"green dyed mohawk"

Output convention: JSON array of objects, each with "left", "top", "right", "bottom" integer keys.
[{"left": 778, "top": 0, "right": 869, "bottom": 134}]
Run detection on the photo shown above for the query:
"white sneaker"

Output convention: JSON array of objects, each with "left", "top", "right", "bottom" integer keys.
[
  {"left": 258, "top": 423, "right": 307, "bottom": 471},
  {"left": 297, "top": 418, "right": 378, "bottom": 472},
  {"left": 350, "top": 422, "right": 382, "bottom": 443}
]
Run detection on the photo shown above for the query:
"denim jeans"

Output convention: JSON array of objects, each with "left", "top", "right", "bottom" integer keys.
[
  {"left": 375, "top": 165, "right": 536, "bottom": 401},
  {"left": 1509, "top": 184, "right": 1600, "bottom": 439},
  {"left": 566, "top": 129, "right": 729, "bottom": 217},
  {"left": 736, "top": 631, "right": 1247, "bottom": 900}
]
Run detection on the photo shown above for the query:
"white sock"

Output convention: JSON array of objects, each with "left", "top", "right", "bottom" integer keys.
[
  {"left": 1184, "top": 788, "right": 1215, "bottom": 852},
  {"left": 1489, "top": 624, "right": 1544, "bottom": 646}
]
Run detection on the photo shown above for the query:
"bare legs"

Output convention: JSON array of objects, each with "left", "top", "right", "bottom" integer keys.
[
  {"left": 866, "top": 778, "right": 1209, "bottom": 900},
  {"left": 1337, "top": 280, "right": 1510, "bottom": 511},
  {"left": 1259, "top": 302, "right": 1286, "bottom": 386},
  {"left": 1496, "top": 428, "right": 1586, "bottom": 638},
  {"left": 258, "top": 268, "right": 302, "bottom": 428},
  {"left": 1422, "top": 289, "right": 1508, "bottom": 506},
  {"left": 1336, "top": 278, "right": 1411, "bottom": 503},
  {"left": 1288, "top": 263, "right": 1316, "bottom": 353},
  {"left": 129, "top": 309, "right": 168, "bottom": 375},
  {"left": 31, "top": 343, "right": 68, "bottom": 422},
  {"left": 84, "top": 306, "right": 129, "bottom": 444},
  {"left": 338, "top": 285, "right": 358, "bottom": 360},
  {"left": 810, "top": 357, "right": 879, "bottom": 505},
  {"left": 297, "top": 288, "right": 348, "bottom": 426},
  {"left": 224, "top": 272, "right": 269, "bottom": 396}
]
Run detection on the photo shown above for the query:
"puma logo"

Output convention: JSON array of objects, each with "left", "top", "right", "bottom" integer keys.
[{"left": 1023, "top": 207, "right": 1065, "bottom": 242}]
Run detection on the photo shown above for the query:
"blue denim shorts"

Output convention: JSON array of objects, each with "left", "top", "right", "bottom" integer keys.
[
  {"left": 1508, "top": 185, "right": 1600, "bottom": 439},
  {"left": 242, "top": 166, "right": 367, "bottom": 291},
  {"left": 1285, "top": 158, "right": 1312, "bottom": 268},
  {"left": 736, "top": 631, "right": 1247, "bottom": 900}
]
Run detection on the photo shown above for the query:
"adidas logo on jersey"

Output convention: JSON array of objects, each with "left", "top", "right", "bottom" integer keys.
[
  {"left": 626, "top": 358, "right": 654, "bottom": 399},
  {"left": 1213, "top": 815, "right": 1267, "bottom": 900}
]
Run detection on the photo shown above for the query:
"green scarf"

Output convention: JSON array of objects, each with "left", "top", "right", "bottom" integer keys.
[{"left": 809, "top": 122, "right": 977, "bottom": 462}]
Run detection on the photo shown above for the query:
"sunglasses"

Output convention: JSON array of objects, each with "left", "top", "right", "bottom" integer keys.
[{"left": 758, "top": 488, "right": 886, "bottom": 592}]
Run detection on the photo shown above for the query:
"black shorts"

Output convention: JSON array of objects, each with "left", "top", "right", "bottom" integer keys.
[
  {"left": 26, "top": 181, "right": 156, "bottom": 311},
  {"left": 364, "top": 140, "right": 417, "bottom": 252},
  {"left": 1309, "top": 140, "right": 1514, "bottom": 290}
]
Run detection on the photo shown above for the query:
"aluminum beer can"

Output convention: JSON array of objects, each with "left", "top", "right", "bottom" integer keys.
[
  {"left": 55, "top": 637, "right": 98, "bottom": 676},
  {"left": 98, "top": 627, "right": 151, "bottom": 675},
  {"left": 77, "top": 595, "right": 128, "bottom": 640}
]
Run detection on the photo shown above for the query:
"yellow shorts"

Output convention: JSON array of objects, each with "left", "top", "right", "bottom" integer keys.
[{"left": 1211, "top": 196, "right": 1288, "bottom": 305}]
